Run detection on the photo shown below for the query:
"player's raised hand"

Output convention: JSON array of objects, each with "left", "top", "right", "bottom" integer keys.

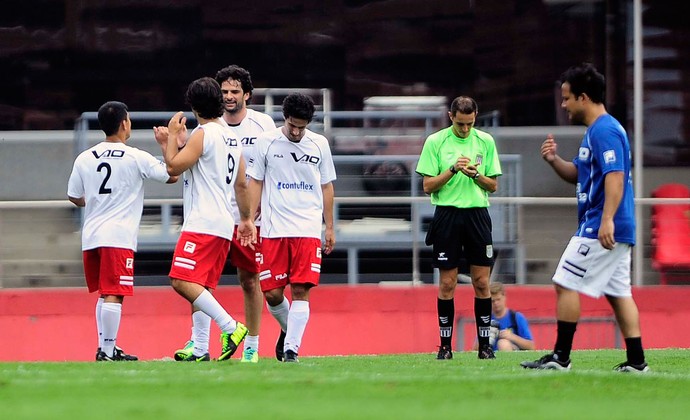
[
  {"left": 168, "top": 111, "right": 186, "bottom": 137},
  {"left": 541, "top": 134, "right": 558, "bottom": 162},
  {"left": 153, "top": 126, "right": 169, "bottom": 145}
]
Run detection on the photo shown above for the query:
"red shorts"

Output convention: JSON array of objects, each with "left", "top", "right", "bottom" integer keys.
[
  {"left": 229, "top": 226, "right": 262, "bottom": 274},
  {"left": 83, "top": 247, "right": 134, "bottom": 296},
  {"left": 169, "top": 232, "right": 230, "bottom": 290},
  {"left": 259, "top": 237, "right": 322, "bottom": 292}
]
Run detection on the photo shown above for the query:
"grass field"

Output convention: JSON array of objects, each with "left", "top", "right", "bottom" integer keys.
[{"left": 1, "top": 349, "right": 689, "bottom": 419}]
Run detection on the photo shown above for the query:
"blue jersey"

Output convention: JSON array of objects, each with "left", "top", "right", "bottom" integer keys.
[
  {"left": 492, "top": 309, "right": 533, "bottom": 351},
  {"left": 572, "top": 114, "right": 635, "bottom": 244}
]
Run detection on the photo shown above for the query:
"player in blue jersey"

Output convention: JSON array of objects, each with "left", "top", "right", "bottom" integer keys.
[{"left": 521, "top": 63, "right": 648, "bottom": 373}]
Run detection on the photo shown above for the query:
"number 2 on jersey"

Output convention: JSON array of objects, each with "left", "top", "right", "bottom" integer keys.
[{"left": 97, "top": 162, "right": 112, "bottom": 194}]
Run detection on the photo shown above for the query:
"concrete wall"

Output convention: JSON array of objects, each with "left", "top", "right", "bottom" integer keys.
[{"left": 0, "top": 130, "right": 182, "bottom": 201}]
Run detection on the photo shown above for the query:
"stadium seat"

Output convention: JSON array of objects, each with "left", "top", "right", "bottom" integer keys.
[{"left": 650, "top": 183, "right": 690, "bottom": 284}]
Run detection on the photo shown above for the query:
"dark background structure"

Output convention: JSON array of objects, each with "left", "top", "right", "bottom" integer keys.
[{"left": 1, "top": 0, "right": 688, "bottom": 164}]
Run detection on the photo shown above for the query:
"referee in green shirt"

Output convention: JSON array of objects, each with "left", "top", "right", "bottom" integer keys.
[{"left": 416, "top": 96, "right": 502, "bottom": 361}]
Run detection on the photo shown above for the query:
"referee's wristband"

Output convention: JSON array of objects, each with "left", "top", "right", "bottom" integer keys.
[
  {"left": 449, "top": 165, "right": 458, "bottom": 174},
  {"left": 472, "top": 172, "right": 480, "bottom": 180}
]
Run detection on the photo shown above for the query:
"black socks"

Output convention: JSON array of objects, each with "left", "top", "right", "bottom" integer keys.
[
  {"left": 475, "top": 297, "right": 492, "bottom": 348},
  {"left": 554, "top": 320, "right": 577, "bottom": 361},
  {"left": 437, "top": 298, "right": 454, "bottom": 347}
]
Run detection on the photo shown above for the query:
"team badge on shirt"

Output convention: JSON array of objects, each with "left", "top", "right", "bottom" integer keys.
[
  {"left": 475, "top": 154, "right": 483, "bottom": 166},
  {"left": 579, "top": 147, "right": 590, "bottom": 160},
  {"left": 603, "top": 150, "right": 616, "bottom": 164}
]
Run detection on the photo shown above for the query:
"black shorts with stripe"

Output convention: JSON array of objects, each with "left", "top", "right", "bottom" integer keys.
[{"left": 425, "top": 206, "right": 494, "bottom": 268}]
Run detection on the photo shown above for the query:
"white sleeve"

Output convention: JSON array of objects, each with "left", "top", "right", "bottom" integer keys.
[
  {"left": 136, "top": 149, "right": 170, "bottom": 183},
  {"left": 319, "top": 139, "right": 337, "bottom": 184},
  {"left": 246, "top": 136, "right": 267, "bottom": 181},
  {"left": 67, "top": 158, "right": 85, "bottom": 198}
]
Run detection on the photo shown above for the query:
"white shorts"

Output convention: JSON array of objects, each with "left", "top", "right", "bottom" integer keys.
[{"left": 552, "top": 237, "right": 632, "bottom": 298}]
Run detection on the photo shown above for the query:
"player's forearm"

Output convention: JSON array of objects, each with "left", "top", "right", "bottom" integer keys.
[
  {"left": 247, "top": 178, "right": 263, "bottom": 220},
  {"left": 602, "top": 171, "right": 624, "bottom": 221},
  {"left": 235, "top": 183, "right": 252, "bottom": 221},
  {"left": 549, "top": 156, "right": 578, "bottom": 184},
  {"left": 322, "top": 183, "right": 335, "bottom": 229},
  {"left": 422, "top": 170, "right": 454, "bottom": 194},
  {"left": 164, "top": 136, "right": 181, "bottom": 173}
]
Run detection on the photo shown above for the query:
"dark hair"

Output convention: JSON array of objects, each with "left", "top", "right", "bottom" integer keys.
[
  {"left": 97, "top": 101, "right": 128, "bottom": 136},
  {"left": 282, "top": 92, "right": 315, "bottom": 122},
  {"left": 560, "top": 63, "right": 606, "bottom": 104},
  {"left": 450, "top": 96, "right": 478, "bottom": 115},
  {"left": 215, "top": 65, "right": 254, "bottom": 98},
  {"left": 184, "top": 77, "right": 224, "bottom": 119}
]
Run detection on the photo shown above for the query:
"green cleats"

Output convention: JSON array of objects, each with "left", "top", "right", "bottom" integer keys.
[
  {"left": 218, "top": 322, "right": 248, "bottom": 361},
  {"left": 186, "top": 352, "right": 210, "bottom": 362},
  {"left": 174, "top": 341, "right": 210, "bottom": 362},
  {"left": 240, "top": 348, "right": 259, "bottom": 363},
  {"left": 174, "top": 340, "right": 195, "bottom": 361}
]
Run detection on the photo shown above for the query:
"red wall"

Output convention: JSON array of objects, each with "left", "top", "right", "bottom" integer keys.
[{"left": 0, "top": 284, "right": 687, "bottom": 361}]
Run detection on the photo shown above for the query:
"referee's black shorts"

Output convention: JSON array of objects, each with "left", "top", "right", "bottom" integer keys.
[{"left": 425, "top": 206, "right": 494, "bottom": 269}]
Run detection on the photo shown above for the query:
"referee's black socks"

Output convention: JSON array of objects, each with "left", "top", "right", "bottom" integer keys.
[
  {"left": 475, "top": 297, "right": 492, "bottom": 348},
  {"left": 437, "top": 298, "right": 454, "bottom": 348}
]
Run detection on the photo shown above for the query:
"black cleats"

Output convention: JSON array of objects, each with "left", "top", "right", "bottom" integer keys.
[
  {"left": 478, "top": 344, "right": 496, "bottom": 359},
  {"left": 283, "top": 349, "right": 299, "bottom": 363},
  {"left": 275, "top": 330, "right": 287, "bottom": 361},
  {"left": 436, "top": 345, "right": 453, "bottom": 360}
]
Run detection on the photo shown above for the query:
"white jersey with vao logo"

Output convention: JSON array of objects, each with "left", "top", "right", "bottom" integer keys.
[
  {"left": 225, "top": 108, "right": 276, "bottom": 227},
  {"left": 247, "top": 127, "right": 336, "bottom": 239},
  {"left": 67, "top": 141, "right": 170, "bottom": 251},
  {"left": 181, "top": 121, "right": 243, "bottom": 241}
]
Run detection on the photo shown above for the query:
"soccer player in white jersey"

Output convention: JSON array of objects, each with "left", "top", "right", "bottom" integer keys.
[
  {"left": 521, "top": 63, "right": 648, "bottom": 373},
  {"left": 155, "top": 77, "right": 257, "bottom": 361},
  {"left": 247, "top": 93, "right": 337, "bottom": 362},
  {"left": 67, "top": 101, "right": 177, "bottom": 361},
  {"left": 171, "top": 65, "right": 276, "bottom": 363}
]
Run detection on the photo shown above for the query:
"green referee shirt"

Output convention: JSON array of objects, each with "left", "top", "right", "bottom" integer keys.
[{"left": 415, "top": 126, "right": 502, "bottom": 208}]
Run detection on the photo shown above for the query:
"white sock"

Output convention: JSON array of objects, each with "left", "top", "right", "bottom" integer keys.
[
  {"left": 192, "top": 289, "right": 236, "bottom": 333},
  {"left": 95, "top": 297, "right": 105, "bottom": 349},
  {"left": 244, "top": 335, "right": 259, "bottom": 352},
  {"left": 285, "top": 300, "right": 310, "bottom": 354},
  {"left": 101, "top": 302, "right": 122, "bottom": 357},
  {"left": 192, "top": 310, "right": 211, "bottom": 356},
  {"left": 267, "top": 297, "right": 290, "bottom": 332}
]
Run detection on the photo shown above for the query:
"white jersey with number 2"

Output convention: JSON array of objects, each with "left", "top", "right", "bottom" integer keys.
[
  {"left": 67, "top": 141, "right": 170, "bottom": 251},
  {"left": 247, "top": 127, "right": 336, "bottom": 239}
]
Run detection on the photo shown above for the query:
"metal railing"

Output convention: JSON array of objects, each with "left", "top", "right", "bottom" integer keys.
[
  {"left": 3, "top": 197, "right": 690, "bottom": 287},
  {"left": 124, "top": 154, "right": 521, "bottom": 284}
]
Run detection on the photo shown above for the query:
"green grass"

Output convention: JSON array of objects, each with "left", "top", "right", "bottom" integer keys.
[{"left": 1, "top": 349, "right": 689, "bottom": 420}]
